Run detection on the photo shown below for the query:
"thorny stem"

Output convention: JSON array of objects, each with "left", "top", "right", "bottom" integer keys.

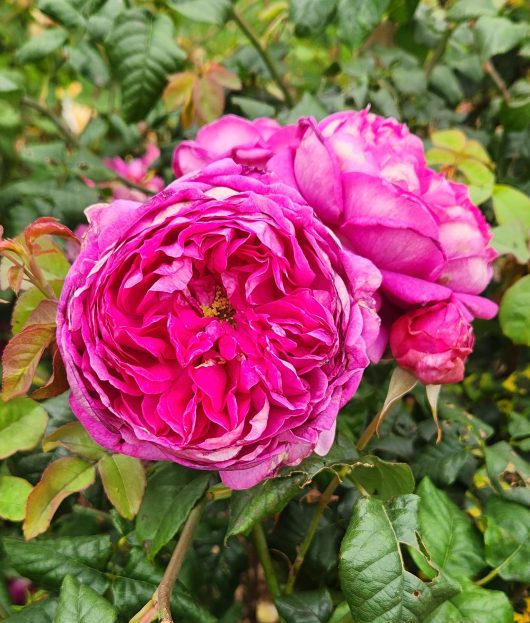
[
  {"left": 253, "top": 524, "right": 281, "bottom": 599},
  {"left": 231, "top": 8, "right": 294, "bottom": 107},
  {"left": 483, "top": 60, "right": 510, "bottom": 103},
  {"left": 157, "top": 498, "right": 207, "bottom": 623},
  {"left": 424, "top": 26, "right": 455, "bottom": 77},
  {"left": 285, "top": 467, "right": 349, "bottom": 593},
  {"left": 284, "top": 409, "right": 385, "bottom": 593}
]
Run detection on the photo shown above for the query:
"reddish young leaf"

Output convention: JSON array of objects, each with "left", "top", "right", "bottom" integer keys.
[
  {"left": 26, "top": 299, "right": 58, "bottom": 328},
  {"left": 32, "top": 344, "right": 69, "bottom": 400},
  {"left": 23, "top": 456, "right": 96, "bottom": 540},
  {"left": 2, "top": 323, "right": 56, "bottom": 400},
  {"left": 24, "top": 217, "right": 79, "bottom": 252},
  {"left": 163, "top": 71, "right": 196, "bottom": 111},
  {"left": 194, "top": 75, "right": 225, "bottom": 124},
  {"left": 7, "top": 265, "right": 24, "bottom": 294},
  {"left": 206, "top": 63, "right": 242, "bottom": 90}
]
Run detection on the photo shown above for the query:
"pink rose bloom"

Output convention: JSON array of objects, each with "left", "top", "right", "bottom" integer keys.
[
  {"left": 57, "top": 159, "right": 381, "bottom": 489},
  {"left": 172, "top": 115, "right": 300, "bottom": 177},
  {"left": 389, "top": 300, "right": 474, "bottom": 385},
  {"left": 104, "top": 144, "right": 165, "bottom": 201},
  {"left": 288, "top": 110, "right": 497, "bottom": 322}
]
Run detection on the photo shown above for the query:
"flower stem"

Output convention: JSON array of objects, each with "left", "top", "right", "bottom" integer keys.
[
  {"left": 475, "top": 567, "right": 500, "bottom": 587},
  {"left": 157, "top": 498, "right": 207, "bottom": 623},
  {"left": 230, "top": 8, "right": 294, "bottom": 107},
  {"left": 284, "top": 409, "right": 388, "bottom": 593},
  {"left": 285, "top": 468, "right": 347, "bottom": 593},
  {"left": 253, "top": 524, "right": 281, "bottom": 599},
  {"left": 356, "top": 414, "right": 380, "bottom": 452},
  {"left": 21, "top": 96, "right": 79, "bottom": 148}
]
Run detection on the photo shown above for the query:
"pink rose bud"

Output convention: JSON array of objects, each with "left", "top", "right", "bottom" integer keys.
[
  {"left": 57, "top": 159, "right": 381, "bottom": 489},
  {"left": 7, "top": 577, "right": 32, "bottom": 605},
  {"left": 389, "top": 301, "right": 474, "bottom": 385}
]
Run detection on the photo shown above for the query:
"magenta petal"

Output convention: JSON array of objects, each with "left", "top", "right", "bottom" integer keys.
[
  {"left": 293, "top": 118, "right": 344, "bottom": 224},
  {"left": 381, "top": 270, "right": 452, "bottom": 308}
]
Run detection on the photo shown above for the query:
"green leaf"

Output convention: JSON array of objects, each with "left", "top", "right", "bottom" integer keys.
[
  {"left": 474, "top": 16, "right": 528, "bottom": 59},
  {"left": 392, "top": 67, "right": 427, "bottom": 96},
  {"left": 349, "top": 456, "right": 415, "bottom": 501},
  {"left": 3, "top": 535, "right": 112, "bottom": 592},
  {"left": 492, "top": 184, "right": 530, "bottom": 229},
  {"left": 97, "top": 454, "right": 146, "bottom": 520},
  {"left": 492, "top": 222, "right": 530, "bottom": 264},
  {"left": 426, "top": 579, "right": 513, "bottom": 623},
  {"left": 170, "top": 0, "right": 232, "bottom": 25},
  {"left": 339, "top": 496, "right": 458, "bottom": 623},
  {"left": 484, "top": 495, "right": 530, "bottom": 582},
  {"left": 37, "top": 0, "right": 86, "bottom": 29},
  {"left": 16, "top": 29, "right": 68, "bottom": 64},
  {"left": 2, "top": 323, "right": 56, "bottom": 400},
  {"left": 0, "top": 475, "right": 33, "bottom": 521},
  {"left": 43, "top": 422, "right": 105, "bottom": 460},
  {"left": 499, "top": 275, "right": 530, "bottom": 346},
  {"left": 0, "top": 397, "right": 48, "bottom": 459},
  {"left": 447, "top": 0, "right": 499, "bottom": 21},
  {"left": 388, "top": 0, "right": 419, "bottom": 24},
  {"left": 429, "top": 66, "right": 464, "bottom": 105},
  {"left": 414, "top": 433, "right": 469, "bottom": 486},
  {"left": 231, "top": 96, "right": 275, "bottom": 119},
  {"left": 23, "top": 457, "right": 96, "bottom": 540},
  {"left": 280, "top": 92, "right": 327, "bottom": 124},
  {"left": 227, "top": 473, "right": 306, "bottom": 539},
  {"left": 11, "top": 286, "right": 59, "bottom": 335},
  {"left": 55, "top": 576, "right": 117, "bottom": 623},
  {"left": 136, "top": 463, "right": 209, "bottom": 557},
  {"left": 337, "top": 0, "right": 391, "bottom": 50},
  {"left": 107, "top": 10, "right": 185, "bottom": 123},
  {"left": 1, "top": 599, "right": 58, "bottom": 622},
  {"left": 289, "top": 0, "right": 338, "bottom": 36},
  {"left": 485, "top": 441, "right": 530, "bottom": 506},
  {"left": 416, "top": 478, "right": 484, "bottom": 579},
  {"left": 276, "top": 588, "right": 333, "bottom": 623}
]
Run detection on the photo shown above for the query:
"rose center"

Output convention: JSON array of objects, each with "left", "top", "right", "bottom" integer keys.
[{"left": 200, "top": 285, "right": 235, "bottom": 324}]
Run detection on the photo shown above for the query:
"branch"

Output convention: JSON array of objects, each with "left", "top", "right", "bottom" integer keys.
[
  {"left": 483, "top": 60, "right": 510, "bottom": 103},
  {"left": 157, "top": 498, "right": 207, "bottom": 623},
  {"left": 230, "top": 8, "right": 294, "bottom": 107},
  {"left": 21, "top": 96, "right": 79, "bottom": 148},
  {"left": 253, "top": 524, "right": 281, "bottom": 599},
  {"left": 285, "top": 470, "right": 346, "bottom": 593}
]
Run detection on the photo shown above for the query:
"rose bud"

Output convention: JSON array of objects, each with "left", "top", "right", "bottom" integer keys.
[{"left": 389, "top": 300, "right": 474, "bottom": 385}]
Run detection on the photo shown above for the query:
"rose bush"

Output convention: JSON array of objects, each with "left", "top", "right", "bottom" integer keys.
[{"left": 57, "top": 159, "right": 381, "bottom": 489}]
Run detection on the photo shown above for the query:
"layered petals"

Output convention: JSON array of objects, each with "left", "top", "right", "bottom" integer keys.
[{"left": 57, "top": 159, "right": 381, "bottom": 489}]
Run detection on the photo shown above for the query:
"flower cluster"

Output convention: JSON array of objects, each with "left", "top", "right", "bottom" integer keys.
[{"left": 58, "top": 109, "right": 497, "bottom": 488}]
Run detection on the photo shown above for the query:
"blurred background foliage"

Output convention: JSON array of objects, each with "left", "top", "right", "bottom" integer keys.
[{"left": 1, "top": 0, "right": 530, "bottom": 622}]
